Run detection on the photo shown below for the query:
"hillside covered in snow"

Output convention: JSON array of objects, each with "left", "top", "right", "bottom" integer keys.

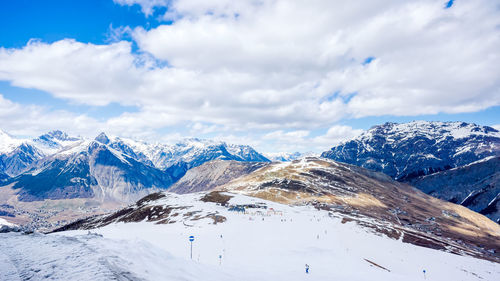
[{"left": 9, "top": 189, "right": 494, "bottom": 281}]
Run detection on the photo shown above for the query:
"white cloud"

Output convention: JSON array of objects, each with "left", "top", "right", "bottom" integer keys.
[
  {"left": 0, "top": 39, "right": 143, "bottom": 107},
  {"left": 132, "top": 0, "right": 500, "bottom": 117},
  {"left": 0, "top": 0, "right": 498, "bottom": 152}
]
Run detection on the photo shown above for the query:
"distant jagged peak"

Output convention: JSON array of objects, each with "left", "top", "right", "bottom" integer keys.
[
  {"left": 42, "top": 130, "right": 80, "bottom": 141},
  {"left": 177, "top": 137, "right": 224, "bottom": 147},
  {"left": 264, "top": 151, "right": 318, "bottom": 162},
  {"left": 95, "top": 132, "right": 110, "bottom": 144}
]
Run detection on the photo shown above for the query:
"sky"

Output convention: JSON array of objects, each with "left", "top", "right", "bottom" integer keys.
[{"left": 0, "top": 0, "right": 499, "bottom": 153}]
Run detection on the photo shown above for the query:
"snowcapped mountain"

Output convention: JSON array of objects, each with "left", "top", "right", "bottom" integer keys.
[
  {"left": 0, "top": 143, "right": 44, "bottom": 177},
  {"left": 409, "top": 156, "right": 500, "bottom": 223},
  {"left": 11, "top": 136, "right": 175, "bottom": 202},
  {"left": 110, "top": 137, "right": 270, "bottom": 181},
  {"left": 33, "top": 130, "right": 82, "bottom": 155},
  {"left": 264, "top": 151, "right": 317, "bottom": 161},
  {"left": 321, "top": 121, "right": 500, "bottom": 181},
  {"left": 0, "top": 130, "right": 269, "bottom": 205},
  {"left": 0, "top": 130, "right": 83, "bottom": 178},
  {"left": 149, "top": 138, "right": 269, "bottom": 169}
]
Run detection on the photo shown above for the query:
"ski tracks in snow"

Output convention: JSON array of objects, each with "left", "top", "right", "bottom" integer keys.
[{"left": 0, "top": 232, "right": 143, "bottom": 281}]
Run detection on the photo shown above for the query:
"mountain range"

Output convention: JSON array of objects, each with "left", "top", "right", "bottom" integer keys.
[
  {"left": 264, "top": 151, "right": 317, "bottom": 162},
  {"left": 1, "top": 120, "right": 500, "bottom": 227},
  {"left": 0, "top": 130, "right": 269, "bottom": 203},
  {"left": 321, "top": 121, "right": 500, "bottom": 222}
]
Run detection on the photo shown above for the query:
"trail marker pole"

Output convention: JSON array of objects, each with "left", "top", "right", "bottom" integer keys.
[
  {"left": 423, "top": 269, "right": 426, "bottom": 279},
  {"left": 189, "top": 235, "right": 195, "bottom": 259}
]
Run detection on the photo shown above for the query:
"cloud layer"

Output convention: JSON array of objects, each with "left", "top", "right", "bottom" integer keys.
[{"left": 0, "top": 0, "right": 499, "bottom": 152}]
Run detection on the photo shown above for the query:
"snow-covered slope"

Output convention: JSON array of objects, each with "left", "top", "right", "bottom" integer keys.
[
  {"left": 321, "top": 121, "right": 500, "bottom": 181},
  {"left": 409, "top": 156, "right": 500, "bottom": 223},
  {"left": 0, "top": 218, "right": 19, "bottom": 233},
  {"left": 37, "top": 191, "right": 500, "bottom": 281}
]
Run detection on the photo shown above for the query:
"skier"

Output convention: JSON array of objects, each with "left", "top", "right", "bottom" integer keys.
[{"left": 305, "top": 264, "right": 310, "bottom": 274}]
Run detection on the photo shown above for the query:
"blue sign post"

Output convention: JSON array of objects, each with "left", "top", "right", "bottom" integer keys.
[
  {"left": 423, "top": 269, "right": 426, "bottom": 279},
  {"left": 189, "top": 236, "right": 195, "bottom": 259}
]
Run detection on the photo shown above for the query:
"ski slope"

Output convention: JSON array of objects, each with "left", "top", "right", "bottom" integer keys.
[{"left": 1, "top": 193, "right": 499, "bottom": 280}]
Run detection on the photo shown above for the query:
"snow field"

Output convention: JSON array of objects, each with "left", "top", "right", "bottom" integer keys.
[{"left": 57, "top": 193, "right": 500, "bottom": 281}]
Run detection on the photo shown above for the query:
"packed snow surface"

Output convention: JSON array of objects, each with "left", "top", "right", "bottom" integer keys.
[
  {"left": 0, "top": 218, "right": 15, "bottom": 227},
  {"left": 1, "top": 193, "right": 499, "bottom": 281}
]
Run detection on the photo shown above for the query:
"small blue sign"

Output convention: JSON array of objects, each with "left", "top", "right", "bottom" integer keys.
[{"left": 189, "top": 235, "right": 195, "bottom": 242}]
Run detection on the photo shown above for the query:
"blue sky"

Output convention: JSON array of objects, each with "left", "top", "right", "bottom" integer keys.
[
  {"left": 0, "top": 0, "right": 155, "bottom": 47},
  {"left": 0, "top": 0, "right": 499, "bottom": 152}
]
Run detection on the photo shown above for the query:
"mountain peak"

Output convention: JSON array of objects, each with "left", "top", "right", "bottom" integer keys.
[
  {"left": 95, "top": 132, "right": 110, "bottom": 144},
  {"left": 46, "top": 130, "right": 71, "bottom": 141}
]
